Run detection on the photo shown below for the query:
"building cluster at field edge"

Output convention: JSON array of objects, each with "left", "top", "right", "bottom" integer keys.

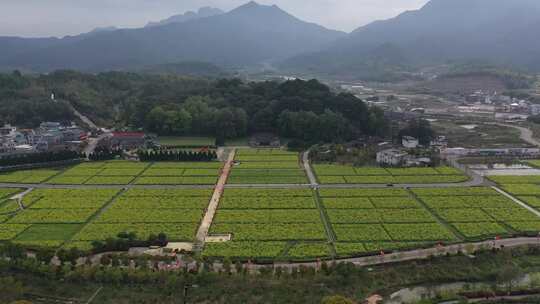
[{"left": 0, "top": 122, "right": 87, "bottom": 156}]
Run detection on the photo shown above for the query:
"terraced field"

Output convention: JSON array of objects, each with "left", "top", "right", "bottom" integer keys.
[
  {"left": 228, "top": 149, "right": 308, "bottom": 184},
  {"left": 313, "top": 164, "right": 468, "bottom": 184}
]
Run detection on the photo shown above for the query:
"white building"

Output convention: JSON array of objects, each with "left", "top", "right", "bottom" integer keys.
[
  {"left": 0, "top": 137, "right": 16, "bottom": 154},
  {"left": 402, "top": 136, "right": 419, "bottom": 148},
  {"left": 430, "top": 136, "right": 448, "bottom": 148},
  {"left": 376, "top": 149, "right": 409, "bottom": 166}
]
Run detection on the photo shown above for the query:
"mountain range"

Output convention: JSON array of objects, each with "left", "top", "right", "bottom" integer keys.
[
  {"left": 0, "top": 2, "right": 344, "bottom": 72},
  {"left": 145, "top": 7, "right": 224, "bottom": 28},
  {"left": 1, "top": 0, "right": 540, "bottom": 78},
  {"left": 285, "top": 0, "right": 540, "bottom": 79}
]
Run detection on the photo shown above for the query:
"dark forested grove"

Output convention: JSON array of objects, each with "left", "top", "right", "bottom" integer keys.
[{"left": 0, "top": 70, "right": 388, "bottom": 143}]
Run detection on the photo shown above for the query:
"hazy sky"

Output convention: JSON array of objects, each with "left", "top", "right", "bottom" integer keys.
[{"left": 0, "top": 0, "right": 430, "bottom": 37}]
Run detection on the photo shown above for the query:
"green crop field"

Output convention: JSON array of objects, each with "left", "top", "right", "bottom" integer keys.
[
  {"left": 313, "top": 164, "right": 468, "bottom": 184},
  {"left": 414, "top": 187, "right": 540, "bottom": 240},
  {"left": 204, "top": 188, "right": 328, "bottom": 260},
  {"left": 0, "top": 188, "right": 213, "bottom": 250},
  {"left": 0, "top": 169, "right": 60, "bottom": 184},
  {"left": 43, "top": 160, "right": 223, "bottom": 185},
  {"left": 0, "top": 189, "right": 119, "bottom": 248},
  {"left": 229, "top": 149, "right": 308, "bottom": 184},
  {"left": 319, "top": 188, "right": 458, "bottom": 256},
  {"left": 486, "top": 173, "right": 540, "bottom": 233}
]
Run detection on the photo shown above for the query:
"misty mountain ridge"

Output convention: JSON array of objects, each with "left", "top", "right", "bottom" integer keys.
[
  {"left": 145, "top": 7, "right": 224, "bottom": 28},
  {"left": 284, "top": 0, "right": 540, "bottom": 80},
  {"left": 0, "top": 1, "right": 345, "bottom": 72},
  {"left": 2, "top": 0, "right": 540, "bottom": 78}
]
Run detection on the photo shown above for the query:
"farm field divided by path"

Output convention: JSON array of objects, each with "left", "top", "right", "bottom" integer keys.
[
  {"left": 228, "top": 149, "right": 309, "bottom": 185},
  {"left": 0, "top": 153, "right": 540, "bottom": 262},
  {"left": 313, "top": 164, "right": 468, "bottom": 184}
]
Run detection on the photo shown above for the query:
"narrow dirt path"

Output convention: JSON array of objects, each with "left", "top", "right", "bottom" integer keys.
[
  {"left": 493, "top": 186, "right": 540, "bottom": 218},
  {"left": 194, "top": 149, "right": 236, "bottom": 248}
]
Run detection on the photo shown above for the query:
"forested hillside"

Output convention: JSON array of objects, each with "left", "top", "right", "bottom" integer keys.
[{"left": 0, "top": 71, "right": 387, "bottom": 143}]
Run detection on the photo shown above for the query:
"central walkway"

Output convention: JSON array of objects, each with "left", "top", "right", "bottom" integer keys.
[{"left": 195, "top": 149, "right": 236, "bottom": 248}]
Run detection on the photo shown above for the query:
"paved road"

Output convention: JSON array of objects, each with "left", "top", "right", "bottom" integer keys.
[
  {"left": 68, "top": 101, "right": 112, "bottom": 155},
  {"left": 302, "top": 150, "right": 318, "bottom": 186},
  {"left": 195, "top": 149, "right": 236, "bottom": 247},
  {"left": 492, "top": 123, "right": 540, "bottom": 147},
  {"left": 69, "top": 102, "right": 98, "bottom": 130},
  {"left": 253, "top": 237, "right": 540, "bottom": 270},
  {"left": 83, "top": 133, "right": 112, "bottom": 155}
]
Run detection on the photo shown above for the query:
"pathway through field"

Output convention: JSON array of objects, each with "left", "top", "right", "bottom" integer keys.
[{"left": 195, "top": 149, "right": 236, "bottom": 248}]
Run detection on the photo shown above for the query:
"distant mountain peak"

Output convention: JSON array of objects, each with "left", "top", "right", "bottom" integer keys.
[
  {"left": 232, "top": 1, "right": 283, "bottom": 13},
  {"left": 145, "top": 6, "right": 224, "bottom": 28}
]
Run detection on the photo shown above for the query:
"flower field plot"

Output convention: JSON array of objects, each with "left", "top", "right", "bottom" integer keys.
[
  {"left": 230, "top": 149, "right": 308, "bottom": 184},
  {"left": 47, "top": 161, "right": 150, "bottom": 185},
  {"left": 0, "top": 189, "right": 120, "bottom": 248},
  {"left": 0, "top": 224, "right": 30, "bottom": 240},
  {"left": 135, "top": 162, "right": 221, "bottom": 185},
  {"left": 413, "top": 187, "right": 539, "bottom": 240},
  {"left": 72, "top": 223, "right": 200, "bottom": 242},
  {"left": 202, "top": 241, "right": 287, "bottom": 259},
  {"left": 48, "top": 160, "right": 223, "bottom": 185},
  {"left": 0, "top": 188, "right": 22, "bottom": 199},
  {"left": 319, "top": 188, "right": 455, "bottom": 250},
  {"left": 0, "top": 169, "right": 60, "bottom": 184},
  {"left": 204, "top": 188, "right": 329, "bottom": 259},
  {"left": 334, "top": 242, "right": 423, "bottom": 257},
  {"left": 313, "top": 164, "right": 467, "bottom": 184},
  {"left": 210, "top": 223, "right": 327, "bottom": 241},
  {"left": 286, "top": 242, "right": 332, "bottom": 259},
  {"left": 489, "top": 175, "right": 540, "bottom": 184},
  {"left": 71, "top": 188, "right": 213, "bottom": 244},
  {"left": 13, "top": 224, "right": 82, "bottom": 248}
]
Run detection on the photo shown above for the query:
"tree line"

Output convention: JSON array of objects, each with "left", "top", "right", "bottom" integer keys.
[
  {"left": 138, "top": 149, "right": 217, "bottom": 162},
  {"left": 0, "top": 71, "right": 389, "bottom": 144},
  {"left": 87, "top": 148, "right": 122, "bottom": 161},
  {"left": 0, "top": 150, "right": 83, "bottom": 167}
]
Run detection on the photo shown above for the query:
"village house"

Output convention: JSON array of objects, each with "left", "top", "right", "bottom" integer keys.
[
  {"left": 376, "top": 149, "right": 409, "bottom": 166},
  {"left": 402, "top": 136, "right": 419, "bottom": 148}
]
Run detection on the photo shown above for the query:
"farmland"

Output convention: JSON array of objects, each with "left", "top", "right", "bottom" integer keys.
[
  {"left": 228, "top": 149, "right": 308, "bottom": 184},
  {"left": 488, "top": 173, "right": 540, "bottom": 233},
  {"left": 319, "top": 188, "right": 457, "bottom": 257},
  {"left": 1, "top": 189, "right": 119, "bottom": 248},
  {"left": 0, "top": 169, "right": 60, "bottom": 184},
  {"left": 0, "top": 188, "right": 213, "bottom": 249},
  {"left": 412, "top": 187, "right": 538, "bottom": 239},
  {"left": 0, "top": 153, "right": 539, "bottom": 262},
  {"left": 204, "top": 188, "right": 327, "bottom": 260},
  {"left": 70, "top": 188, "right": 213, "bottom": 246},
  {"left": 313, "top": 164, "right": 468, "bottom": 184},
  {"left": 45, "top": 161, "right": 222, "bottom": 185}
]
